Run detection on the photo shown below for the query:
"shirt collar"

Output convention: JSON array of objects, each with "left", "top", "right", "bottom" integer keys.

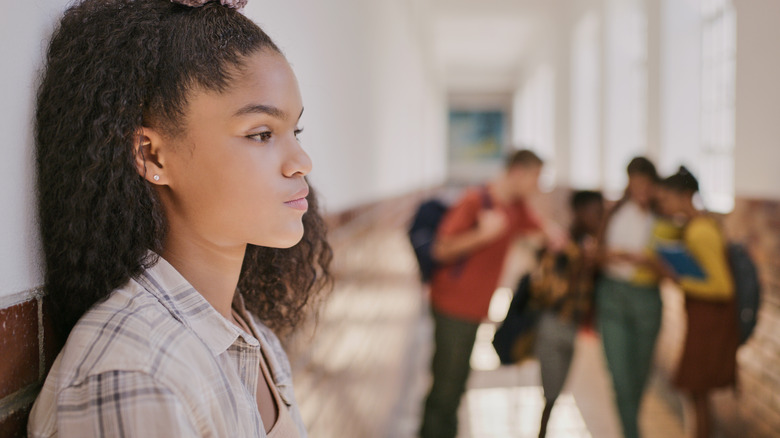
[{"left": 135, "top": 252, "right": 260, "bottom": 356}]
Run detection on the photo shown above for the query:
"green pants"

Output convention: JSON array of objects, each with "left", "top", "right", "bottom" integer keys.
[
  {"left": 596, "top": 277, "right": 661, "bottom": 438},
  {"left": 420, "top": 310, "right": 480, "bottom": 438}
]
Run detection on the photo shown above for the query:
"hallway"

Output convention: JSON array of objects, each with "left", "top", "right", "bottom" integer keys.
[
  {"left": 3, "top": 1, "right": 780, "bottom": 436},
  {"left": 285, "top": 199, "right": 686, "bottom": 438}
]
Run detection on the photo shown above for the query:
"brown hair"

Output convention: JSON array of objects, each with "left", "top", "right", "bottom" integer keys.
[
  {"left": 626, "top": 156, "right": 659, "bottom": 182},
  {"left": 506, "top": 149, "right": 544, "bottom": 169}
]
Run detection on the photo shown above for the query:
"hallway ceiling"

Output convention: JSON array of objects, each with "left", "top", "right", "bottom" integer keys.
[{"left": 428, "top": 0, "right": 556, "bottom": 94}]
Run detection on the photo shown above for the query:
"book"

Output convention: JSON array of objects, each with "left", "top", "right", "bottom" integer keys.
[{"left": 655, "top": 241, "right": 706, "bottom": 279}]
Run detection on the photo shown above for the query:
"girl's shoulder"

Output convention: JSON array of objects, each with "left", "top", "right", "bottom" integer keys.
[
  {"left": 652, "top": 218, "right": 684, "bottom": 240},
  {"left": 685, "top": 214, "right": 724, "bottom": 244},
  {"left": 688, "top": 214, "right": 721, "bottom": 230},
  {"left": 56, "top": 278, "right": 208, "bottom": 385},
  {"left": 609, "top": 200, "right": 652, "bottom": 226}
]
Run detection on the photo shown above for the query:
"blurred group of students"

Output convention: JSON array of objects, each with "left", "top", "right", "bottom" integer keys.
[
  {"left": 419, "top": 151, "right": 739, "bottom": 438},
  {"left": 593, "top": 157, "right": 738, "bottom": 438}
]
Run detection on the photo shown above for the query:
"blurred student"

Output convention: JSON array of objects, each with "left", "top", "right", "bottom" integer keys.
[
  {"left": 419, "top": 150, "right": 556, "bottom": 438},
  {"left": 596, "top": 157, "right": 663, "bottom": 438},
  {"left": 533, "top": 190, "right": 604, "bottom": 438},
  {"left": 656, "top": 167, "right": 738, "bottom": 438}
]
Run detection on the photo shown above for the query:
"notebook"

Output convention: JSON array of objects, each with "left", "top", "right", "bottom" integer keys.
[{"left": 655, "top": 241, "right": 705, "bottom": 279}]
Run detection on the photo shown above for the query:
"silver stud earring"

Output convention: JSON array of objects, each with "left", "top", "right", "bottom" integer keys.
[{"left": 153, "top": 175, "right": 160, "bottom": 181}]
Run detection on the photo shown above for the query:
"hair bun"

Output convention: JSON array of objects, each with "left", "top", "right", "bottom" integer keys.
[{"left": 172, "top": 0, "right": 247, "bottom": 9}]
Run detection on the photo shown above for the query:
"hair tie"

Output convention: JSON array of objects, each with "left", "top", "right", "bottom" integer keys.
[{"left": 171, "top": 0, "right": 247, "bottom": 9}]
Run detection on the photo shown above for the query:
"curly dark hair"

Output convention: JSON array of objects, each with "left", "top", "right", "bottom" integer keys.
[
  {"left": 36, "top": 0, "right": 333, "bottom": 336},
  {"left": 660, "top": 165, "right": 700, "bottom": 194},
  {"left": 627, "top": 156, "right": 659, "bottom": 182}
]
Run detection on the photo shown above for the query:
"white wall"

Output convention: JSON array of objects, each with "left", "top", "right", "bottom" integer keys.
[
  {"left": 366, "top": 0, "right": 447, "bottom": 199},
  {"left": 733, "top": 0, "right": 780, "bottom": 200},
  {"left": 0, "top": 1, "right": 446, "bottom": 298},
  {"left": 248, "top": 0, "right": 446, "bottom": 212},
  {"left": 0, "top": 0, "right": 68, "bottom": 298}
]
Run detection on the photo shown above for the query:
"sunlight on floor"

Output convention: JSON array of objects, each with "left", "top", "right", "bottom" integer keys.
[
  {"left": 471, "top": 286, "right": 515, "bottom": 371},
  {"left": 488, "top": 287, "right": 515, "bottom": 322},
  {"left": 471, "top": 323, "right": 502, "bottom": 371},
  {"left": 466, "top": 386, "right": 591, "bottom": 438}
]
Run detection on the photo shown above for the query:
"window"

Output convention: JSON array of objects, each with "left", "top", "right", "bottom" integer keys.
[
  {"left": 699, "top": 0, "right": 735, "bottom": 213},
  {"left": 570, "top": 13, "right": 601, "bottom": 190},
  {"left": 603, "top": 0, "right": 647, "bottom": 198},
  {"left": 513, "top": 64, "right": 556, "bottom": 192}
]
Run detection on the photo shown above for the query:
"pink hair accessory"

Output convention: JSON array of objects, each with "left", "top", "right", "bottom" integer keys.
[{"left": 171, "top": 0, "right": 248, "bottom": 9}]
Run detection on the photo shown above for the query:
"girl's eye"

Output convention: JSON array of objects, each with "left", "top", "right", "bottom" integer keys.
[
  {"left": 249, "top": 131, "right": 272, "bottom": 143},
  {"left": 294, "top": 127, "right": 304, "bottom": 141}
]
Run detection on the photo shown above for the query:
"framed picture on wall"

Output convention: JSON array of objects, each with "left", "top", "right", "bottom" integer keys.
[{"left": 448, "top": 110, "right": 505, "bottom": 163}]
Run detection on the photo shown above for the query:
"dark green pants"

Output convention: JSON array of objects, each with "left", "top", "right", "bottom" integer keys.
[
  {"left": 420, "top": 310, "right": 480, "bottom": 438},
  {"left": 596, "top": 277, "right": 662, "bottom": 438}
]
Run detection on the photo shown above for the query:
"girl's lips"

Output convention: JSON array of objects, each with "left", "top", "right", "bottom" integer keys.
[
  {"left": 284, "top": 197, "right": 309, "bottom": 211},
  {"left": 285, "top": 186, "right": 309, "bottom": 211}
]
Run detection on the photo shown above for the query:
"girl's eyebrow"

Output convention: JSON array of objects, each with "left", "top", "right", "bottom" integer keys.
[
  {"left": 233, "top": 104, "right": 305, "bottom": 121},
  {"left": 233, "top": 104, "right": 287, "bottom": 119}
]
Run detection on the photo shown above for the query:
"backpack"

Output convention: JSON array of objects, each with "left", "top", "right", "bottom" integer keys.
[
  {"left": 408, "top": 199, "right": 449, "bottom": 283},
  {"left": 727, "top": 242, "right": 761, "bottom": 345},
  {"left": 492, "top": 274, "right": 540, "bottom": 365},
  {"left": 408, "top": 188, "right": 492, "bottom": 283}
]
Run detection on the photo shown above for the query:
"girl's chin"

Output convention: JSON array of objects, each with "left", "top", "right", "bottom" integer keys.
[{"left": 253, "top": 227, "right": 305, "bottom": 249}]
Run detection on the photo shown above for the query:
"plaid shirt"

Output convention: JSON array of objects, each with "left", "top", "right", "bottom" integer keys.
[{"left": 28, "top": 254, "right": 306, "bottom": 437}]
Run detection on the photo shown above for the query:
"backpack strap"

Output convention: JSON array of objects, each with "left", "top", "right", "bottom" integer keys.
[{"left": 480, "top": 185, "right": 493, "bottom": 210}]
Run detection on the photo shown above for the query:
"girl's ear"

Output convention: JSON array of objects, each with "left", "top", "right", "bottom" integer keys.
[{"left": 133, "top": 127, "right": 168, "bottom": 185}]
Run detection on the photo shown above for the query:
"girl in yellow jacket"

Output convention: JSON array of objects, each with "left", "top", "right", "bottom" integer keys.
[{"left": 656, "top": 166, "right": 738, "bottom": 438}]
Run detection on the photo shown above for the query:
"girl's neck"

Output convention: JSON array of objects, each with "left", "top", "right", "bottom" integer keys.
[{"left": 161, "top": 233, "right": 246, "bottom": 320}]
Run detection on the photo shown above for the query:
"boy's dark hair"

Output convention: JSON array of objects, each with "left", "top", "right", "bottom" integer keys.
[
  {"left": 660, "top": 166, "right": 700, "bottom": 194},
  {"left": 571, "top": 190, "right": 604, "bottom": 211},
  {"left": 506, "top": 149, "right": 544, "bottom": 169},
  {"left": 37, "top": 0, "right": 332, "bottom": 336},
  {"left": 626, "top": 156, "right": 659, "bottom": 182}
]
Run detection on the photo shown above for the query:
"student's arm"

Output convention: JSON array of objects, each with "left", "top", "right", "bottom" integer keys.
[
  {"left": 678, "top": 220, "right": 733, "bottom": 301},
  {"left": 541, "top": 221, "right": 568, "bottom": 251},
  {"left": 432, "top": 208, "right": 508, "bottom": 264},
  {"left": 514, "top": 198, "right": 566, "bottom": 250}
]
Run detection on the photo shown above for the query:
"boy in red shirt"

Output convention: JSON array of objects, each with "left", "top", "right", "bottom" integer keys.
[{"left": 420, "top": 150, "right": 553, "bottom": 438}]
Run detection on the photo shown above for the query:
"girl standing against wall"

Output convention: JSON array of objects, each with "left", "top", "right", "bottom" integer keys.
[{"left": 28, "top": 1, "right": 332, "bottom": 436}]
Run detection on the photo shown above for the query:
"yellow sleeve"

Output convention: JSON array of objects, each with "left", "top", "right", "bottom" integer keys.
[{"left": 678, "top": 218, "right": 734, "bottom": 301}]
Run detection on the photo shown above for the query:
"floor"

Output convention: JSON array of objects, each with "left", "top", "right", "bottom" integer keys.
[{"left": 285, "top": 212, "right": 687, "bottom": 438}]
